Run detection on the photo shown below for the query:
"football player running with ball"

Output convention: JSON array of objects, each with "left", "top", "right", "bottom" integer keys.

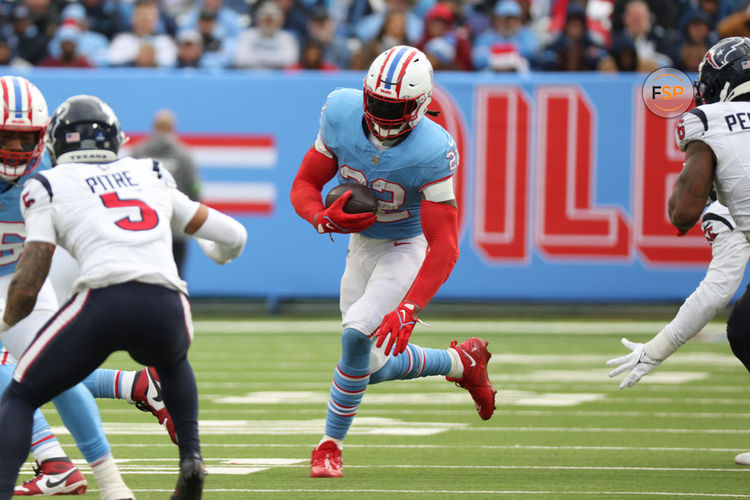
[
  {"left": 0, "top": 94, "right": 247, "bottom": 500},
  {"left": 622, "top": 37, "right": 750, "bottom": 466},
  {"left": 290, "top": 45, "right": 498, "bottom": 478}
]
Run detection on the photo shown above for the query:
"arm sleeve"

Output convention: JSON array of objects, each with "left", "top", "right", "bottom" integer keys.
[
  {"left": 644, "top": 229, "right": 750, "bottom": 360},
  {"left": 404, "top": 200, "right": 460, "bottom": 309},
  {"left": 20, "top": 177, "right": 56, "bottom": 245},
  {"left": 289, "top": 146, "right": 339, "bottom": 226}
]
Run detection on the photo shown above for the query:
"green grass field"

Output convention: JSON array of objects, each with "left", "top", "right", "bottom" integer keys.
[{"left": 33, "top": 317, "right": 750, "bottom": 499}]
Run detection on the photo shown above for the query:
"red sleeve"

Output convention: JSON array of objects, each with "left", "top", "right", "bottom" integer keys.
[
  {"left": 290, "top": 146, "right": 339, "bottom": 226},
  {"left": 404, "top": 200, "right": 459, "bottom": 309}
]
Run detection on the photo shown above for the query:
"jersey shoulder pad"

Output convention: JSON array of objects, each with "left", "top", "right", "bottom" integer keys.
[
  {"left": 675, "top": 107, "right": 710, "bottom": 152},
  {"left": 20, "top": 172, "right": 53, "bottom": 215},
  {"left": 415, "top": 121, "right": 459, "bottom": 186},
  {"left": 130, "top": 157, "right": 177, "bottom": 189},
  {"left": 320, "top": 88, "right": 360, "bottom": 129}
]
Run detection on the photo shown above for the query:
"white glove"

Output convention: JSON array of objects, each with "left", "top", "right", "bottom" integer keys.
[
  {"left": 196, "top": 237, "right": 236, "bottom": 265},
  {"left": 606, "top": 337, "right": 662, "bottom": 389}
]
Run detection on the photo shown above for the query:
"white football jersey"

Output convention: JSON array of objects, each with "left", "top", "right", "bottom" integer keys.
[
  {"left": 20, "top": 157, "right": 199, "bottom": 295},
  {"left": 676, "top": 101, "right": 750, "bottom": 235}
]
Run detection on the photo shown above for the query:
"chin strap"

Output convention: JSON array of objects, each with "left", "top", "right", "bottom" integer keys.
[{"left": 425, "top": 110, "right": 440, "bottom": 117}]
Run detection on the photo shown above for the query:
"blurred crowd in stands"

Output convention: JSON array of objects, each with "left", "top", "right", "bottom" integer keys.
[{"left": 0, "top": 0, "right": 745, "bottom": 72}]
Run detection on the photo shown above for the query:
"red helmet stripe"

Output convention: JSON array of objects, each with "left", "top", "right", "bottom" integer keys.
[
  {"left": 377, "top": 47, "right": 396, "bottom": 90},
  {"left": 394, "top": 49, "right": 418, "bottom": 95},
  {"left": 24, "top": 79, "right": 32, "bottom": 121},
  {"left": 0, "top": 78, "right": 8, "bottom": 124}
]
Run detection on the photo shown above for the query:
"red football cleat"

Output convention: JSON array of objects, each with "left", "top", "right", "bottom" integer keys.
[
  {"left": 446, "top": 338, "right": 498, "bottom": 420},
  {"left": 132, "top": 367, "right": 177, "bottom": 444},
  {"left": 15, "top": 457, "right": 87, "bottom": 496},
  {"left": 310, "top": 440, "right": 343, "bottom": 478}
]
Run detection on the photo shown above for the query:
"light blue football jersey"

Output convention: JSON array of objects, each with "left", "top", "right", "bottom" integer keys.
[
  {"left": 319, "top": 88, "right": 458, "bottom": 240},
  {"left": 0, "top": 154, "right": 51, "bottom": 276}
]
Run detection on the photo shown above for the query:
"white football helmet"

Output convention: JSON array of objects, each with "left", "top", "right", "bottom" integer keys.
[
  {"left": 0, "top": 76, "right": 49, "bottom": 180},
  {"left": 363, "top": 45, "right": 433, "bottom": 140}
]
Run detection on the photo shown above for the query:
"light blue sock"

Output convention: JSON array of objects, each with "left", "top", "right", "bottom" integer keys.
[
  {"left": 369, "top": 344, "right": 452, "bottom": 384},
  {"left": 83, "top": 369, "right": 120, "bottom": 399},
  {"left": 52, "top": 383, "right": 111, "bottom": 464},
  {"left": 324, "top": 328, "right": 370, "bottom": 440},
  {"left": 0, "top": 364, "right": 61, "bottom": 456}
]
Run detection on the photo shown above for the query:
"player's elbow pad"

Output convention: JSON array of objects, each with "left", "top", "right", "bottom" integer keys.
[{"left": 193, "top": 208, "right": 247, "bottom": 264}]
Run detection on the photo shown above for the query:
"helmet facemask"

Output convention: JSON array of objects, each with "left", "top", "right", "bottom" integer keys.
[
  {"left": 0, "top": 127, "right": 46, "bottom": 179},
  {"left": 363, "top": 88, "right": 426, "bottom": 140}
]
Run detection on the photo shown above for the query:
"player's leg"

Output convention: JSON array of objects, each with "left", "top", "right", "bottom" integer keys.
[
  {"left": 0, "top": 362, "right": 87, "bottom": 496},
  {"left": 83, "top": 367, "right": 176, "bottom": 443},
  {"left": 119, "top": 284, "right": 204, "bottom": 498},
  {"left": 310, "top": 235, "right": 377, "bottom": 477},
  {"left": 727, "top": 284, "right": 750, "bottom": 373},
  {"left": 0, "top": 291, "right": 134, "bottom": 499}
]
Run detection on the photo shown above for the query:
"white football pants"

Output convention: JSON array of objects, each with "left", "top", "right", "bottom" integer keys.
[{"left": 340, "top": 232, "right": 427, "bottom": 372}]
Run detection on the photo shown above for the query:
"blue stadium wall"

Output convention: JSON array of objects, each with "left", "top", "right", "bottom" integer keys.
[{"left": 16, "top": 68, "right": 736, "bottom": 301}]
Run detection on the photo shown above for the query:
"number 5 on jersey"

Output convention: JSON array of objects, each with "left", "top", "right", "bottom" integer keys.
[{"left": 100, "top": 192, "right": 159, "bottom": 231}]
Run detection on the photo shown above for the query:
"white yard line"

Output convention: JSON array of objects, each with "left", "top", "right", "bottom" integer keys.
[
  {"left": 193, "top": 319, "right": 727, "bottom": 335},
  {"left": 118, "top": 490, "right": 750, "bottom": 497},
  {"left": 107, "top": 443, "right": 750, "bottom": 453}
]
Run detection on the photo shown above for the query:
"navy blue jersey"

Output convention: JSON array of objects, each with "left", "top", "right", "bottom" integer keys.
[{"left": 319, "top": 89, "right": 458, "bottom": 239}]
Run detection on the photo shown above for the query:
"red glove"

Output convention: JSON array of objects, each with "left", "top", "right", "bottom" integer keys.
[
  {"left": 375, "top": 301, "right": 419, "bottom": 356},
  {"left": 314, "top": 190, "right": 377, "bottom": 234}
]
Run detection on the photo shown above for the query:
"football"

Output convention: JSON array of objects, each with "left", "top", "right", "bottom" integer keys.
[{"left": 325, "top": 183, "right": 379, "bottom": 214}]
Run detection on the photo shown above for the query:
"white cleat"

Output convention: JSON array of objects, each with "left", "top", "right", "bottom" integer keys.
[{"left": 735, "top": 452, "right": 750, "bottom": 465}]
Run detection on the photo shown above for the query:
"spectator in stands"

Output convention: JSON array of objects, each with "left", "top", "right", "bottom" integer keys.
[
  {"left": 0, "top": 34, "right": 32, "bottom": 68},
  {"left": 685, "top": 0, "right": 721, "bottom": 31},
  {"left": 132, "top": 110, "right": 200, "bottom": 277},
  {"left": 47, "top": 3, "right": 109, "bottom": 67},
  {"left": 536, "top": 3, "right": 605, "bottom": 71},
  {"left": 547, "top": 0, "right": 610, "bottom": 47},
  {"left": 287, "top": 39, "right": 340, "bottom": 70},
  {"left": 180, "top": 0, "right": 243, "bottom": 40},
  {"left": 196, "top": 8, "right": 235, "bottom": 68},
  {"left": 418, "top": 2, "right": 472, "bottom": 71},
  {"left": 597, "top": 33, "right": 640, "bottom": 72},
  {"left": 611, "top": 0, "right": 679, "bottom": 42},
  {"left": 7, "top": 4, "right": 49, "bottom": 65},
  {"left": 233, "top": 0, "right": 299, "bottom": 68},
  {"left": 116, "top": 0, "right": 179, "bottom": 37},
  {"left": 374, "top": 11, "right": 410, "bottom": 51},
  {"left": 175, "top": 29, "right": 206, "bottom": 68},
  {"left": 39, "top": 26, "right": 96, "bottom": 67},
  {"left": 718, "top": 2, "right": 750, "bottom": 39},
  {"left": 672, "top": 10, "right": 715, "bottom": 70},
  {"left": 274, "top": 0, "right": 310, "bottom": 41},
  {"left": 25, "top": 0, "right": 60, "bottom": 39},
  {"left": 347, "top": 39, "right": 382, "bottom": 69},
  {"left": 615, "top": 0, "right": 671, "bottom": 68},
  {"left": 81, "top": 0, "right": 121, "bottom": 39},
  {"left": 676, "top": 40, "right": 707, "bottom": 72},
  {"left": 107, "top": 0, "right": 177, "bottom": 67},
  {"left": 132, "top": 42, "right": 159, "bottom": 67},
  {"left": 354, "top": 0, "right": 423, "bottom": 45},
  {"left": 473, "top": 0, "right": 538, "bottom": 71},
  {"left": 306, "top": 7, "right": 351, "bottom": 69}
]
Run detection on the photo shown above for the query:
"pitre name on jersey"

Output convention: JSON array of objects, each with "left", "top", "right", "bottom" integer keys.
[{"left": 84, "top": 171, "right": 140, "bottom": 193}]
